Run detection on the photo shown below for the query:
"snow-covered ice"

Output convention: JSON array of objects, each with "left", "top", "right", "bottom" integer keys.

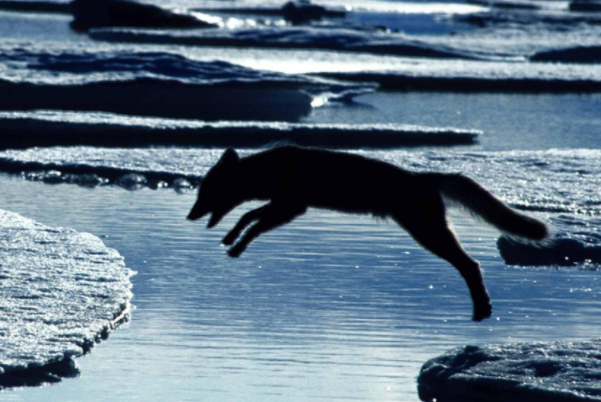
[
  {"left": 0, "top": 110, "right": 481, "bottom": 149},
  {"left": 70, "top": 0, "right": 216, "bottom": 31},
  {"left": 0, "top": 209, "right": 133, "bottom": 389},
  {"left": 88, "top": 26, "right": 513, "bottom": 61},
  {"left": 419, "top": 340, "right": 601, "bottom": 402},
  {"left": 0, "top": 47, "right": 374, "bottom": 120}
]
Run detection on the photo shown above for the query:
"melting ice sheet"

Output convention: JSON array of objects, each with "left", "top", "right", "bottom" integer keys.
[
  {"left": 0, "top": 209, "right": 132, "bottom": 389},
  {"left": 418, "top": 340, "right": 601, "bottom": 402},
  {"left": 0, "top": 111, "right": 481, "bottom": 149},
  {"left": 0, "top": 47, "right": 374, "bottom": 120},
  {"left": 82, "top": 27, "right": 601, "bottom": 91},
  {"left": 88, "top": 26, "right": 515, "bottom": 61}
]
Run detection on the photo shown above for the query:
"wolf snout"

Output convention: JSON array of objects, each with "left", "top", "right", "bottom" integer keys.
[{"left": 187, "top": 201, "right": 209, "bottom": 221}]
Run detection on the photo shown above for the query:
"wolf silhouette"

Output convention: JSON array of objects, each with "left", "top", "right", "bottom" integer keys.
[{"left": 187, "top": 146, "right": 548, "bottom": 322}]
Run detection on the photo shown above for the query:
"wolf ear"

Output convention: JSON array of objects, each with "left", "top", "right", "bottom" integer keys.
[{"left": 217, "top": 148, "right": 239, "bottom": 167}]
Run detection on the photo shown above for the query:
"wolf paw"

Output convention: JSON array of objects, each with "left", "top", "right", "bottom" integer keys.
[
  {"left": 227, "top": 244, "right": 245, "bottom": 258},
  {"left": 222, "top": 232, "right": 238, "bottom": 246},
  {"left": 472, "top": 302, "right": 493, "bottom": 322}
]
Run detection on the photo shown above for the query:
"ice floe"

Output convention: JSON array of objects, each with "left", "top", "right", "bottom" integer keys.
[
  {"left": 570, "top": 0, "right": 601, "bottom": 12},
  {"left": 315, "top": 70, "right": 601, "bottom": 92},
  {"left": 498, "top": 234, "right": 601, "bottom": 267},
  {"left": 418, "top": 340, "right": 601, "bottom": 402},
  {"left": 70, "top": 0, "right": 217, "bottom": 31},
  {"left": 0, "top": 0, "right": 70, "bottom": 13},
  {"left": 88, "top": 26, "right": 507, "bottom": 60},
  {"left": 0, "top": 48, "right": 374, "bottom": 120},
  {"left": 191, "top": 0, "right": 346, "bottom": 24},
  {"left": 0, "top": 209, "right": 133, "bottom": 389},
  {"left": 531, "top": 46, "right": 601, "bottom": 64},
  {"left": 0, "top": 111, "right": 481, "bottom": 149}
]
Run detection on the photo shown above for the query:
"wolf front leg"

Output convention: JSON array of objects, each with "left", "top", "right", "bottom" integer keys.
[
  {"left": 222, "top": 204, "right": 270, "bottom": 246},
  {"left": 227, "top": 202, "right": 307, "bottom": 258}
]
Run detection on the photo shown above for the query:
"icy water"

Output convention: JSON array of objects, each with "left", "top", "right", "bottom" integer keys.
[
  {"left": 2, "top": 0, "right": 601, "bottom": 400},
  {"left": 2, "top": 175, "right": 601, "bottom": 402}
]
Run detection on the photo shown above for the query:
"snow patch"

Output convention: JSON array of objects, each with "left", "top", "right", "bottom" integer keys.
[
  {"left": 0, "top": 111, "right": 480, "bottom": 149},
  {"left": 0, "top": 209, "right": 133, "bottom": 389},
  {"left": 419, "top": 340, "right": 601, "bottom": 402},
  {"left": 0, "top": 48, "right": 374, "bottom": 120}
]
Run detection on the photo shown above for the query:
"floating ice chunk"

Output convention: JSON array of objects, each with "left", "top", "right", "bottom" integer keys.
[
  {"left": 0, "top": 48, "right": 374, "bottom": 120},
  {"left": 455, "top": 8, "right": 601, "bottom": 27},
  {"left": 0, "top": 209, "right": 133, "bottom": 389},
  {"left": 315, "top": 71, "right": 601, "bottom": 92},
  {"left": 191, "top": 0, "right": 345, "bottom": 22},
  {"left": 418, "top": 340, "right": 601, "bottom": 402},
  {"left": 281, "top": 0, "right": 344, "bottom": 24},
  {"left": 21, "top": 170, "right": 109, "bottom": 188},
  {"left": 0, "top": 111, "right": 480, "bottom": 150},
  {"left": 0, "top": 0, "right": 70, "bottom": 13},
  {"left": 570, "top": 0, "right": 601, "bottom": 12},
  {"left": 172, "top": 177, "right": 195, "bottom": 192},
  {"left": 116, "top": 173, "right": 148, "bottom": 190},
  {"left": 70, "top": 0, "right": 217, "bottom": 31},
  {"left": 88, "top": 26, "right": 501, "bottom": 60},
  {"left": 531, "top": 46, "right": 601, "bottom": 64},
  {"left": 498, "top": 235, "right": 601, "bottom": 266},
  {"left": 21, "top": 169, "right": 63, "bottom": 184},
  {"left": 466, "top": 0, "right": 541, "bottom": 10}
]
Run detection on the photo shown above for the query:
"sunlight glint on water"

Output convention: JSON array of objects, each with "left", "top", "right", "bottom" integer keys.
[{"left": 1, "top": 175, "right": 601, "bottom": 401}]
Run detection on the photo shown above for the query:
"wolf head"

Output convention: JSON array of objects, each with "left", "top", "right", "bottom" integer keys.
[{"left": 187, "top": 148, "right": 241, "bottom": 228}]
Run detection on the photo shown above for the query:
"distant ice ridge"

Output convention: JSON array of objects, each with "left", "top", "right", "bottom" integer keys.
[
  {"left": 0, "top": 209, "right": 133, "bottom": 389},
  {"left": 0, "top": 48, "right": 375, "bottom": 120},
  {"left": 0, "top": 111, "right": 481, "bottom": 150},
  {"left": 193, "top": 0, "right": 487, "bottom": 15},
  {"left": 0, "top": 0, "right": 70, "bottom": 13},
  {"left": 70, "top": 0, "right": 217, "bottom": 31},
  {"left": 306, "top": 25, "right": 601, "bottom": 91},
  {"left": 428, "top": 22, "right": 601, "bottom": 64},
  {"left": 418, "top": 340, "right": 601, "bottom": 402},
  {"left": 88, "top": 26, "right": 513, "bottom": 61}
]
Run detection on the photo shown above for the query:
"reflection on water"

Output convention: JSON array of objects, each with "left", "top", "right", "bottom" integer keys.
[{"left": 1, "top": 174, "right": 601, "bottom": 402}]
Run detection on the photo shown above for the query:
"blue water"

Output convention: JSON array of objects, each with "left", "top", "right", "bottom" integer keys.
[
  {"left": 306, "top": 92, "right": 601, "bottom": 151},
  {"left": 1, "top": 0, "right": 601, "bottom": 401},
  {"left": 1, "top": 174, "right": 601, "bottom": 402}
]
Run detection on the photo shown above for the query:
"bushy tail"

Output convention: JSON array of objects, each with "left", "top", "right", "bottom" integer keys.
[{"left": 428, "top": 173, "right": 549, "bottom": 241}]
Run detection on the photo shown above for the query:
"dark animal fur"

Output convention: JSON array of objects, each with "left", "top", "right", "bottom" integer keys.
[{"left": 188, "top": 146, "right": 549, "bottom": 322}]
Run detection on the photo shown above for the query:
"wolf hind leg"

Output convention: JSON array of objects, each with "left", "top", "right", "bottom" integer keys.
[
  {"left": 228, "top": 202, "right": 307, "bottom": 258},
  {"left": 222, "top": 204, "right": 270, "bottom": 246},
  {"left": 393, "top": 200, "right": 492, "bottom": 322}
]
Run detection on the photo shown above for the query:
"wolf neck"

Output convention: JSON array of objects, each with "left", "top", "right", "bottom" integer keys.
[{"left": 236, "top": 154, "right": 288, "bottom": 202}]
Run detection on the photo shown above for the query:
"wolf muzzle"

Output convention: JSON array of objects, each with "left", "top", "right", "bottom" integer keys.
[{"left": 187, "top": 202, "right": 208, "bottom": 221}]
